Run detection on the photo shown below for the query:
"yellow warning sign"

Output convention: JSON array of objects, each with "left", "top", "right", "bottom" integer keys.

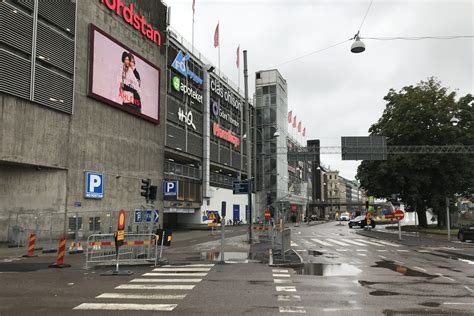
[
  {"left": 208, "top": 213, "right": 216, "bottom": 221},
  {"left": 116, "top": 230, "right": 125, "bottom": 241}
]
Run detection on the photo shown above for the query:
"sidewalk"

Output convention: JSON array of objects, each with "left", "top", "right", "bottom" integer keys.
[{"left": 357, "top": 227, "right": 474, "bottom": 260}]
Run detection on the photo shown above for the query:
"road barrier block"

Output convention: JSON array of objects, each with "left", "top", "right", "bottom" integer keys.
[
  {"left": 49, "top": 237, "right": 71, "bottom": 268},
  {"left": 22, "top": 233, "right": 38, "bottom": 257}
]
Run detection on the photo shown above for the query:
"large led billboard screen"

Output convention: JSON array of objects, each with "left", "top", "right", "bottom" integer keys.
[{"left": 88, "top": 25, "right": 160, "bottom": 123}]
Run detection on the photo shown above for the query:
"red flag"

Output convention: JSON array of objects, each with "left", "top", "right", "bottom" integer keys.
[
  {"left": 288, "top": 111, "right": 292, "bottom": 124},
  {"left": 213, "top": 22, "right": 219, "bottom": 48},
  {"left": 236, "top": 45, "right": 240, "bottom": 68},
  {"left": 192, "top": 0, "right": 195, "bottom": 13},
  {"left": 293, "top": 116, "right": 297, "bottom": 128},
  {"left": 298, "top": 121, "right": 302, "bottom": 132},
  {"left": 303, "top": 127, "right": 306, "bottom": 137}
]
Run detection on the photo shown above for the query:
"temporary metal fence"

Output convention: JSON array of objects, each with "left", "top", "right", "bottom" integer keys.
[{"left": 85, "top": 233, "right": 157, "bottom": 269}]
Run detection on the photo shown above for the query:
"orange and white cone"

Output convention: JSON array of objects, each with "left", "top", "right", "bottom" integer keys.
[
  {"left": 23, "top": 233, "right": 38, "bottom": 257},
  {"left": 49, "top": 237, "right": 71, "bottom": 268}
]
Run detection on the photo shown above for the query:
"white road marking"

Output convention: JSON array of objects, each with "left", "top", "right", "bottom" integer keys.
[
  {"left": 413, "top": 266, "right": 427, "bottom": 272},
  {"left": 443, "top": 302, "right": 474, "bottom": 306},
  {"left": 276, "top": 286, "right": 296, "bottom": 292},
  {"left": 326, "top": 239, "right": 349, "bottom": 246},
  {"left": 357, "top": 253, "right": 367, "bottom": 257},
  {"left": 273, "top": 274, "right": 291, "bottom": 278},
  {"left": 153, "top": 267, "right": 211, "bottom": 272},
  {"left": 458, "top": 258, "right": 474, "bottom": 265},
  {"left": 116, "top": 284, "right": 195, "bottom": 290},
  {"left": 464, "top": 286, "right": 474, "bottom": 293},
  {"left": 323, "top": 307, "right": 362, "bottom": 312},
  {"left": 130, "top": 278, "right": 202, "bottom": 283},
  {"left": 379, "top": 255, "right": 387, "bottom": 259},
  {"left": 355, "top": 239, "right": 385, "bottom": 247},
  {"left": 396, "top": 250, "right": 410, "bottom": 252},
  {"left": 274, "top": 279, "right": 293, "bottom": 284},
  {"left": 341, "top": 239, "right": 366, "bottom": 246},
  {"left": 336, "top": 249, "right": 349, "bottom": 252},
  {"left": 435, "top": 273, "right": 455, "bottom": 282},
  {"left": 291, "top": 241, "right": 298, "bottom": 247},
  {"left": 375, "top": 240, "right": 400, "bottom": 247},
  {"left": 278, "top": 295, "right": 301, "bottom": 301},
  {"left": 73, "top": 303, "right": 177, "bottom": 311},
  {"left": 273, "top": 269, "right": 289, "bottom": 273},
  {"left": 311, "top": 238, "right": 331, "bottom": 246},
  {"left": 162, "top": 264, "right": 214, "bottom": 267},
  {"left": 417, "top": 250, "right": 431, "bottom": 253},
  {"left": 143, "top": 273, "right": 208, "bottom": 277},
  {"left": 96, "top": 293, "right": 186, "bottom": 300},
  {"left": 376, "top": 250, "right": 388, "bottom": 252},
  {"left": 279, "top": 306, "right": 306, "bottom": 313},
  {"left": 357, "top": 249, "right": 368, "bottom": 252}
]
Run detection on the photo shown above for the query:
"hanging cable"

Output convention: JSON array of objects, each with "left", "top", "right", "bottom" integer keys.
[
  {"left": 357, "top": 0, "right": 374, "bottom": 34},
  {"left": 361, "top": 35, "right": 474, "bottom": 41}
]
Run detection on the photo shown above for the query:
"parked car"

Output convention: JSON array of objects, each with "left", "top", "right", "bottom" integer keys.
[
  {"left": 349, "top": 215, "right": 376, "bottom": 229},
  {"left": 457, "top": 224, "right": 474, "bottom": 242},
  {"left": 339, "top": 212, "right": 350, "bottom": 221}
]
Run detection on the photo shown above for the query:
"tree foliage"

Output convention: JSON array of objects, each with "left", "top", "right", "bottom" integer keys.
[{"left": 356, "top": 78, "right": 474, "bottom": 227}]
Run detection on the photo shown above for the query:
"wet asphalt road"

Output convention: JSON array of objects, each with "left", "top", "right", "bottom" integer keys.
[
  {"left": 290, "top": 221, "right": 474, "bottom": 315},
  {"left": 0, "top": 223, "right": 473, "bottom": 315}
]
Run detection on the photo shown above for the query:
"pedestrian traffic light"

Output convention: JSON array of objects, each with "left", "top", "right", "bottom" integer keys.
[
  {"left": 141, "top": 178, "right": 151, "bottom": 200},
  {"left": 149, "top": 185, "right": 157, "bottom": 201}
]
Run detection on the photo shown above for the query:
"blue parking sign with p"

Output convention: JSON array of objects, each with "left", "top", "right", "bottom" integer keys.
[
  {"left": 85, "top": 171, "right": 104, "bottom": 199},
  {"left": 164, "top": 181, "right": 178, "bottom": 197}
]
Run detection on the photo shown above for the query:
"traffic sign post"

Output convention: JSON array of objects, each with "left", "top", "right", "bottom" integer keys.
[
  {"left": 101, "top": 209, "right": 133, "bottom": 276},
  {"left": 384, "top": 210, "right": 405, "bottom": 240},
  {"left": 232, "top": 181, "right": 249, "bottom": 194}
]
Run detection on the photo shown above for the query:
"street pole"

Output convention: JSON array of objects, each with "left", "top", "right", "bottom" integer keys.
[
  {"left": 243, "top": 50, "right": 252, "bottom": 244},
  {"left": 446, "top": 197, "right": 451, "bottom": 242}
]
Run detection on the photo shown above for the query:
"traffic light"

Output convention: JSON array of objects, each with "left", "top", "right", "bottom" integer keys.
[
  {"left": 365, "top": 201, "right": 369, "bottom": 209},
  {"left": 149, "top": 185, "right": 157, "bottom": 201},
  {"left": 267, "top": 193, "right": 272, "bottom": 206},
  {"left": 141, "top": 178, "right": 151, "bottom": 200}
]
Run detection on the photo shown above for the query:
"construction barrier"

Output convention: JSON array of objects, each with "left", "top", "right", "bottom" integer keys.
[
  {"left": 22, "top": 233, "right": 37, "bottom": 257},
  {"left": 49, "top": 237, "right": 71, "bottom": 268},
  {"left": 85, "top": 233, "right": 156, "bottom": 269},
  {"left": 253, "top": 226, "right": 272, "bottom": 231}
]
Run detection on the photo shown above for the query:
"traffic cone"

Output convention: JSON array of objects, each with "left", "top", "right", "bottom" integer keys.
[
  {"left": 23, "top": 233, "right": 38, "bottom": 257},
  {"left": 49, "top": 237, "right": 71, "bottom": 268}
]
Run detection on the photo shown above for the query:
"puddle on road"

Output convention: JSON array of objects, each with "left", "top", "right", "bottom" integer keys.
[
  {"left": 372, "top": 260, "right": 435, "bottom": 278},
  {"left": 200, "top": 251, "right": 262, "bottom": 263},
  {"left": 308, "top": 250, "right": 323, "bottom": 256},
  {"left": 294, "top": 263, "right": 362, "bottom": 276},
  {"left": 369, "top": 290, "right": 399, "bottom": 296},
  {"left": 419, "top": 302, "right": 441, "bottom": 307}
]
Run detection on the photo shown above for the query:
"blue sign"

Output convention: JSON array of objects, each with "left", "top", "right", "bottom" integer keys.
[
  {"left": 153, "top": 210, "right": 159, "bottom": 223},
  {"left": 85, "top": 171, "right": 104, "bottom": 199},
  {"left": 164, "top": 181, "right": 178, "bottom": 198},
  {"left": 134, "top": 210, "right": 143, "bottom": 223},
  {"left": 171, "top": 51, "right": 203, "bottom": 85},
  {"left": 233, "top": 181, "right": 249, "bottom": 195},
  {"left": 74, "top": 201, "right": 82, "bottom": 207}
]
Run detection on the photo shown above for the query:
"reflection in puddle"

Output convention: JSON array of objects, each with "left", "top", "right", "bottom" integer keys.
[
  {"left": 201, "top": 251, "right": 249, "bottom": 262},
  {"left": 294, "top": 263, "right": 362, "bottom": 276},
  {"left": 372, "top": 260, "right": 435, "bottom": 278},
  {"left": 308, "top": 250, "right": 323, "bottom": 256},
  {"left": 369, "top": 290, "right": 399, "bottom": 296}
]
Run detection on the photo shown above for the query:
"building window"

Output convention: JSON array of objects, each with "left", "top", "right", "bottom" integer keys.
[
  {"left": 89, "top": 217, "right": 101, "bottom": 231},
  {"left": 68, "top": 217, "right": 82, "bottom": 231}
]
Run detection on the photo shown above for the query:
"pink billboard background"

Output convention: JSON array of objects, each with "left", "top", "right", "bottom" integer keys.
[{"left": 90, "top": 28, "right": 160, "bottom": 122}]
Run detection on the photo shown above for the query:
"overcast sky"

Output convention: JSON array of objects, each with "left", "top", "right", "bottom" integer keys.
[{"left": 164, "top": 0, "right": 473, "bottom": 180}]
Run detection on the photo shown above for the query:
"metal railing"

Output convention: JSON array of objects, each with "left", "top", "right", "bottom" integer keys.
[{"left": 164, "top": 161, "right": 201, "bottom": 180}]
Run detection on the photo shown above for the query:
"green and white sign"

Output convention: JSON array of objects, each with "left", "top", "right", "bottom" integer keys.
[{"left": 171, "top": 76, "right": 203, "bottom": 104}]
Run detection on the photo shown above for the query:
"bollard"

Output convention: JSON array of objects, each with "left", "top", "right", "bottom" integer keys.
[
  {"left": 23, "top": 233, "right": 38, "bottom": 257},
  {"left": 49, "top": 237, "right": 71, "bottom": 268}
]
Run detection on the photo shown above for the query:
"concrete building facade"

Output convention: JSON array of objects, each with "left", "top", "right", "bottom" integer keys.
[{"left": 0, "top": 0, "right": 168, "bottom": 241}]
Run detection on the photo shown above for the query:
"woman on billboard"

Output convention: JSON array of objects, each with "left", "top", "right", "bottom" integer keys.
[{"left": 119, "top": 51, "right": 142, "bottom": 111}]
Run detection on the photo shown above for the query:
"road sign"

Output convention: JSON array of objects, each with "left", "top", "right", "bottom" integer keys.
[
  {"left": 264, "top": 209, "right": 271, "bottom": 221},
  {"left": 163, "top": 180, "right": 178, "bottom": 198},
  {"left": 117, "top": 209, "right": 125, "bottom": 231},
  {"left": 153, "top": 210, "right": 159, "bottom": 223},
  {"left": 84, "top": 171, "right": 104, "bottom": 199},
  {"left": 384, "top": 210, "right": 405, "bottom": 221},
  {"left": 134, "top": 210, "right": 143, "bottom": 223},
  {"left": 341, "top": 136, "right": 387, "bottom": 161},
  {"left": 145, "top": 210, "right": 152, "bottom": 222},
  {"left": 233, "top": 181, "right": 249, "bottom": 194}
]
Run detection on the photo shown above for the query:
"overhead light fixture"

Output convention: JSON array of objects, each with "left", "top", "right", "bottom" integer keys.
[
  {"left": 12, "top": 10, "right": 18, "bottom": 14},
  {"left": 351, "top": 32, "right": 366, "bottom": 53},
  {"left": 208, "top": 65, "right": 215, "bottom": 73},
  {"left": 168, "top": 158, "right": 174, "bottom": 162}
]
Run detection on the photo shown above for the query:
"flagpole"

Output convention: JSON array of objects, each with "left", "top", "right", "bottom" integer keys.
[
  {"left": 218, "top": 21, "right": 221, "bottom": 77},
  {"left": 192, "top": 11, "right": 194, "bottom": 54}
]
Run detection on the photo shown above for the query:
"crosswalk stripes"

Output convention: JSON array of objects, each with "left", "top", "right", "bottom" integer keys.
[
  {"left": 294, "top": 237, "right": 407, "bottom": 254},
  {"left": 340, "top": 239, "right": 366, "bottom": 246},
  {"left": 272, "top": 269, "right": 306, "bottom": 313},
  {"left": 311, "top": 238, "right": 331, "bottom": 246},
  {"left": 355, "top": 239, "right": 385, "bottom": 247},
  {"left": 73, "top": 263, "right": 215, "bottom": 312}
]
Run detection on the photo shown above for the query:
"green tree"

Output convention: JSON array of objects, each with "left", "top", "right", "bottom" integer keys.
[{"left": 356, "top": 78, "right": 473, "bottom": 227}]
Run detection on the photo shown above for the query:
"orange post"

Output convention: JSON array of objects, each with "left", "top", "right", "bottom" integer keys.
[
  {"left": 49, "top": 237, "right": 71, "bottom": 268},
  {"left": 23, "top": 233, "right": 38, "bottom": 257}
]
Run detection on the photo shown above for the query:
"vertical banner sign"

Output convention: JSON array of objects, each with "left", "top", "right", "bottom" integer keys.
[{"left": 116, "top": 209, "right": 126, "bottom": 247}]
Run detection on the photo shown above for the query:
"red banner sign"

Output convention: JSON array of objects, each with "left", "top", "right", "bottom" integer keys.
[{"left": 213, "top": 122, "right": 240, "bottom": 147}]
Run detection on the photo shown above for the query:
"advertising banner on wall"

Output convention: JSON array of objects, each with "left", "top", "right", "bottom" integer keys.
[{"left": 88, "top": 25, "right": 160, "bottom": 123}]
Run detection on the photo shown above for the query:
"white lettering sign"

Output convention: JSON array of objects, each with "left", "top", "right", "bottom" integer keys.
[
  {"left": 210, "top": 78, "right": 242, "bottom": 111},
  {"left": 178, "top": 108, "right": 196, "bottom": 130}
]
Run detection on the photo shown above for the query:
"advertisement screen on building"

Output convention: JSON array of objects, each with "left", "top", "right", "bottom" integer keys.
[{"left": 88, "top": 25, "right": 160, "bottom": 123}]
